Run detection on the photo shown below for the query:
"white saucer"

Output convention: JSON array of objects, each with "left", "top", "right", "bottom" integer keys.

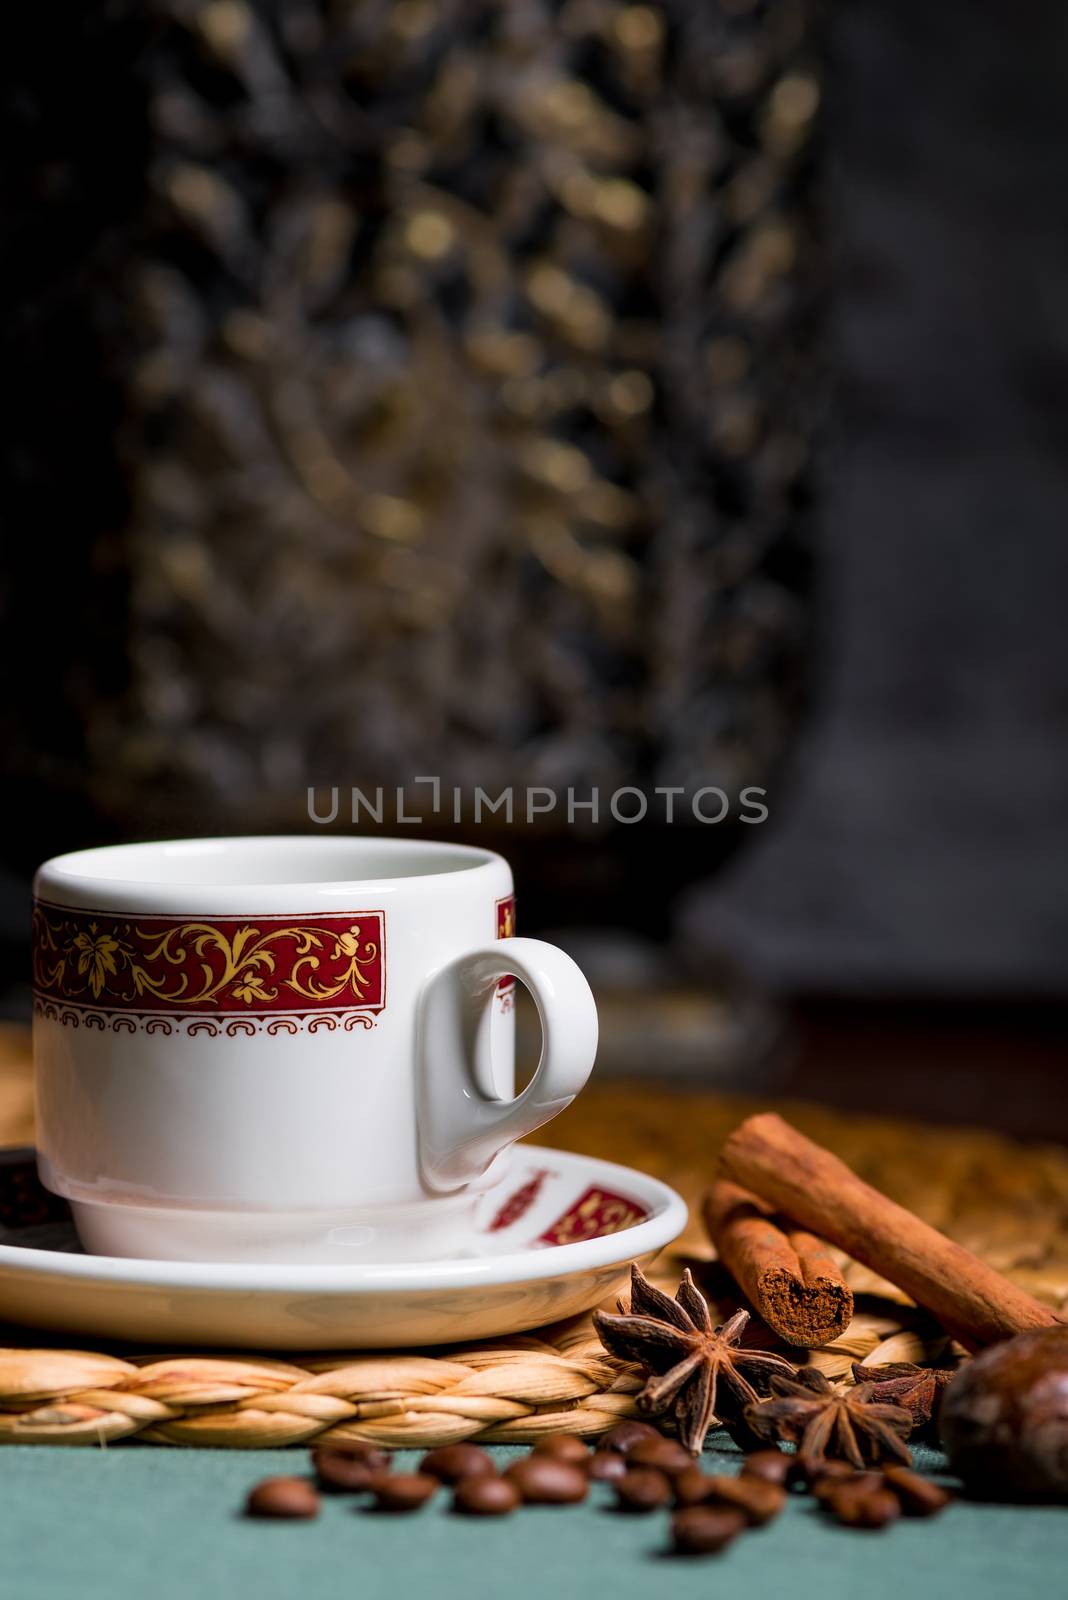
[{"left": 0, "top": 1146, "right": 686, "bottom": 1349}]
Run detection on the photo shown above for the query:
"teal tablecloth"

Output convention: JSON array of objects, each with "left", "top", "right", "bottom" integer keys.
[{"left": 2, "top": 1439, "right": 1063, "bottom": 1600}]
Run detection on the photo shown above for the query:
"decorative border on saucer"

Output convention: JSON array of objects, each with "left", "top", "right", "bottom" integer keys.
[
  {"left": 31, "top": 902, "right": 385, "bottom": 1033},
  {"left": 484, "top": 1166, "right": 650, "bottom": 1243},
  {"left": 486, "top": 1168, "right": 550, "bottom": 1231},
  {"left": 537, "top": 1186, "right": 649, "bottom": 1247}
]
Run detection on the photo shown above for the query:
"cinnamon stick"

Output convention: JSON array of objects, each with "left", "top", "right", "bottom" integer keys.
[
  {"left": 721, "top": 1113, "right": 1059, "bottom": 1349},
  {"left": 703, "top": 1179, "right": 853, "bottom": 1348}
]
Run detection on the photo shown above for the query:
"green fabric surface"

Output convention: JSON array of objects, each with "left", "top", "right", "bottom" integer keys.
[{"left": 1, "top": 1439, "right": 1063, "bottom": 1600}]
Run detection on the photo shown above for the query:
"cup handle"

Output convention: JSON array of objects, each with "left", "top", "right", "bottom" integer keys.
[{"left": 417, "top": 936, "right": 598, "bottom": 1193}]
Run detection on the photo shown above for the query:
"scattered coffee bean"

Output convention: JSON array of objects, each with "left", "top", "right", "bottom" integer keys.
[
  {"left": 826, "top": 1483, "right": 901, "bottom": 1529},
  {"left": 628, "top": 1436, "right": 693, "bottom": 1475},
  {"left": 419, "top": 1444, "right": 496, "bottom": 1484},
  {"left": 368, "top": 1472, "right": 439, "bottom": 1513},
  {"left": 671, "top": 1505, "right": 747, "bottom": 1556},
  {"left": 312, "top": 1446, "right": 389, "bottom": 1493},
  {"left": 614, "top": 1467, "right": 673, "bottom": 1513},
  {"left": 598, "top": 1420, "right": 662, "bottom": 1455},
  {"left": 793, "top": 1457, "right": 855, "bottom": 1490},
  {"left": 313, "top": 1440, "right": 391, "bottom": 1469},
  {"left": 673, "top": 1466, "right": 715, "bottom": 1507},
  {"left": 701, "top": 1473, "right": 786, "bottom": 1525},
  {"left": 531, "top": 1434, "right": 590, "bottom": 1465},
  {"left": 246, "top": 1476, "right": 320, "bottom": 1519},
  {"left": 504, "top": 1457, "right": 589, "bottom": 1505},
  {"left": 883, "top": 1466, "right": 952, "bottom": 1518},
  {"left": 453, "top": 1475, "right": 521, "bottom": 1516},
  {"left": 812, "top": 1470, "right": 881, "bottom": 1506},
  {"left": 313, "top": 1453, "right": 372, "bottom": 1493},
  {"left": 587, "top": 1451, "right": 628, "bottom": 1483},
  {"left": 741, "top": 1449, "right": 792, "bottom": 1487}
]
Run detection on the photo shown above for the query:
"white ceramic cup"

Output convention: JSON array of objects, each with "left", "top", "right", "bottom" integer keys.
[{"left": 31, "top": 836, "right": 598, "bottom": 1263}]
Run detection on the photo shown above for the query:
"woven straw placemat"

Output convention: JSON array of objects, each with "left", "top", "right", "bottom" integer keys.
[{"left": 1, "top": 1027, "right": 1066, "bottom": 1449}]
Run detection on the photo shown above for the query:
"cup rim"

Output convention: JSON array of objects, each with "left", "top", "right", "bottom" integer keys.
[{"left": 35, "top": 835, "right": 506, "bottom": 907}]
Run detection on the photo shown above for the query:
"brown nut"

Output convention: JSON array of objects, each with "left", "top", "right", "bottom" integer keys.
[
  {"left": 531, "top": 1434, "right": 590, "bottom": 1465},
  {"left": 883, "top": 1465, "right": 953, "bottom": 1517},
  {"left": 245, "top": 1476, "right": 320, "bottom": 1519},
  {"left": 419, "top": 1444, "right": 496, "bottom": 1484},
  {"left": 741, "top": 1449, "right": 792, "bottom": 1487},
  {"left": 671, "top": 1505, "right": 747, "bottom": 1555},
  {"left": 614, "top": 1467, "right": 673, "bottom": 1513},
  {"left": 628, "top": 1436, "right": 693, "bottom": 1475},
  {"left": 701, "top": 1473, "right": 786, "bottom": 1525},
  {"left": 940, "top": 1325, "right": 1068, "bottom": 1502},
  {"left": 598, "top": 1420, "right": 662, "bottom": 1455},
  {"left": 369, "top": 1472, "right": 439, "bottom": 1512},
  {"left": 504, "top": 1457, "right": 589, "bottom": 1505},
  {"left": 587, "top": 1451, "right": 628, "bottom": 1483},
  {"left": 453, "top": 1476, "right": 521, "bottom": 1516}
]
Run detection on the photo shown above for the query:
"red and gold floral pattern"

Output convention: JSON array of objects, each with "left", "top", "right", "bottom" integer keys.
[
  {"left": 31, "top": 903, "right": 385, "bottom": 1022},
  {"left": 486, "top": 1168, "right": 549, "bottom": 1232},
  {"left": 495, "top": 894, "right": 516, "bottom": 1010},
  {"left": 538, "top": 1186, "right": 648, "bottom": 1247},
  {"left": 496, "top": 896, "right": 515, "bottom": 943}
]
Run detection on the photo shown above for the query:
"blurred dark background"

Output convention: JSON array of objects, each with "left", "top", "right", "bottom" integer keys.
[{"left": 2, "top": 1, "right": 1066, "bottom": 1137}]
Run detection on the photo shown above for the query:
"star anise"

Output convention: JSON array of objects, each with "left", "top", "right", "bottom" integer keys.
[
  {"left": 593, "top": 1264, "right": 796, "bottom": 1454},
  {"left": 745, "top": 1368, "right": 914, "bottom": 1469},
  {"left": 850, "top": 1361, "right": 956, "bottom": 1428}
]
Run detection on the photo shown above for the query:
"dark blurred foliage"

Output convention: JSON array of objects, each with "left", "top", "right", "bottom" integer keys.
[{"left": 0, "top": 0, "right": 823, "bottom": 934}]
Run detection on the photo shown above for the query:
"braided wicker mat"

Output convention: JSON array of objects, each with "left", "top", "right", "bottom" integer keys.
[{"left": 1, "top": 1025, "right": 1066, "bottom": 1450}]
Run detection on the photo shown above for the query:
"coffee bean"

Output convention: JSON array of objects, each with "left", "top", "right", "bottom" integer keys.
[
  {"left": 700, "top": 1473, "right": 786, "bottom": 1525},
  {"left": 614, "top": 1467, "right": 673, "bottom": 1513},
  {"left": 793, "top": 1456, "right": 855, "bottom": 1490},
  {"left": 368, "top": 1472, "right": 439, "bottom": 1512},
  {"left": 740, "top": 1449, "right": 792, "bottom": 1487},
  {"left": 245, "top": 1476, "right": 320, "bottom": 1519},
  {"left": 313, "top": 1453, "right": 373, "bottom": 1493},
  {"left": 671, "top": 1505, "right": 747, "bottom": 1556},
  {"left": 812, "top": 1470, "right": 881, "bottom": 1506},
  {"left": 673, "top": 1466, "right": 715, "bottom": 1507},
  {"left": 531, "top": 1434, "right": 589, "bottom": 1465},
  {"left": 453, "top": 1475, "right": 521, "bottom": 1516},
  {"left": 827, "top": 1485, "right": 900, "bottom": 1529},
  {"left": 419, "top": 1444, "right": 496, "bottom": 1484},
  {"left": 587, "top": 1451, "right": 628, "bottom": 1483},
  {"left": 598, "top": 1420, "right": 661, "bottom": 1455},
  {"left": 313, "top": 1441, "right": 391, "bottom": 1468},
  {"left": 504, "top": 1457, "right": 589, "bottom": 1505},
  {"left": 311, "top": 1442, "right": 391, "bottom": 1492},
  {"left": 628, "top": 1436, "right": 693, "bottom": 1475},
  {"left": 883, "top": 1466, "right": 952, "bottom": 1518}
]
